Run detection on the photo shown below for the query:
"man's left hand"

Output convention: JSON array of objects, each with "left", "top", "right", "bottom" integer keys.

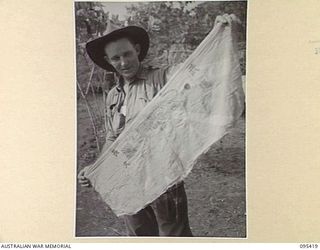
[{"left": 214, "top": 14, "right": 242, "bottom": 27}]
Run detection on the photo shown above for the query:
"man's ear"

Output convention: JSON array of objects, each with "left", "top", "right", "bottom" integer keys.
[
  {"left": 135, "top": 44, "right": 141, "bottom": 56},
  {"left": 104, "top": 55, "right": 110, "bottom": 63}
]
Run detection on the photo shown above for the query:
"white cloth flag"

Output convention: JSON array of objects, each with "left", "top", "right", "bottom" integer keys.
[{"left": 85, "top": 21, "right": 245, "bottom": 216}]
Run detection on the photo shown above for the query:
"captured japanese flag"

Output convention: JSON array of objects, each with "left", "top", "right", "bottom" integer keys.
[{"left": 85, "top": 18, "right": 245, "bottom": 216}]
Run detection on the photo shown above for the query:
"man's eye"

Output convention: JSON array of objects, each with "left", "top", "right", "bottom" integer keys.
[
  {"left": 111, "top": 57, "right": 120, "bottom": 61},
  {"left": 124, "top": 52, "right": 133, "bottom": 57}
]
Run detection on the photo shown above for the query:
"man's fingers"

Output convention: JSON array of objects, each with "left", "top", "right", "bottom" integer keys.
[
  {"left": 78, "top": 177, "right": 90, "bottom": 183},
  {"left": 77, "top": 166, "right": 89, "bottom": 179},
  {"left": 79, "top": 179, "right": 92, "bottom": 187},
  {"left": 81, "top": 182, "right": 92, "bottom": 188},
  {"left": 230, "top": 14, "right": 242, "bottom": 24},
  {"left": 215, "top": 14, "right": 242, "bottom": 27},
  {"left": 230, "top": 14, "right": 242, "bottom": 27},
  {"left": 78, "top": 174, "right": 87, "bottom": 180},
  {"left": 79, "top": 179, "right": 89, "bottom": 184},
  {"left": 77, "top": 166, "right": 92, "bottom": 188},
  {"left": 215, "top": 15, "right": 228, "bottom": 25},
  {"left": 223, "top": 14, "right": 232, "bottom": 25},
  {"left": 77, "top": 170, "right": 85, "bottom": 179},
  {"left": 77, "top": 174, "right": 84, "bottom": 180}
]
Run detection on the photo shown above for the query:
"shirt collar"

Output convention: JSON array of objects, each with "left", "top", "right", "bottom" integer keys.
[{"left": 115, "top": 65, "right": 147, "bottom": 91}]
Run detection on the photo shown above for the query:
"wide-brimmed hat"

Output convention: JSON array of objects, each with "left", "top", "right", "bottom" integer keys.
[{"left": 85, "top": 21, "right": 149, "bottom": 72}]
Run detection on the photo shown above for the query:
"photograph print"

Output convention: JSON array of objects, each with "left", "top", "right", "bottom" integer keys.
[{"left": 75, "top": 1, "right": 247, "bottom": 237}]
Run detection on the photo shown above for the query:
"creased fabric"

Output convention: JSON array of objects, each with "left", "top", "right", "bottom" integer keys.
[{"left": 85, "top": 21, "right": 245, "bottom": 216}]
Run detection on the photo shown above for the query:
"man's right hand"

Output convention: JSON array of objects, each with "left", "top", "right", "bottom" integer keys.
[{"left": 77, "top": 165, "right": 92, "bottom": 188}]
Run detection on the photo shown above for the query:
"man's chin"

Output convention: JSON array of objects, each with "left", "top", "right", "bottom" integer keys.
[{"left": 122, "top": 71, "right": 135, "bottom": 80}]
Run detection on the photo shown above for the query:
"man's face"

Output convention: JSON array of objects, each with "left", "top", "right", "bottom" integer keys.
[{"left": 104, "top": 37, "right": 141, "bottom": 81}]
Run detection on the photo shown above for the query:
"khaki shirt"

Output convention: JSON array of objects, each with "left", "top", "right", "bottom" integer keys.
[{"left": 103, "top": 66, "right": 170, "bottom": 151}]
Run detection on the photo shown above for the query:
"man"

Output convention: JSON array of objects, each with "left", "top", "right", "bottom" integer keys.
[{"left": 78, "top": 15, "right": 235, "bottom": 236}]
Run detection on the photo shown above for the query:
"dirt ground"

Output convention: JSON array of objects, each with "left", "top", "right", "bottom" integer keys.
[{"left": 75, "top": 95, "right": 246, "bottom": 237}]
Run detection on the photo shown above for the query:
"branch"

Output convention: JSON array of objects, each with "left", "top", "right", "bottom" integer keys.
[{"left": 77, "top": 80, "right": 101, "bottom": 152}]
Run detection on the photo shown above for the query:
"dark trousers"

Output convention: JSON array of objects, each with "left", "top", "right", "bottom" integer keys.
[{"left": 122, "top": 183, "right": 193, "bottom": 236}]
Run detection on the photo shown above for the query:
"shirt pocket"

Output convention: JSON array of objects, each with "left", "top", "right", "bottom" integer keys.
[
  {"left": 107, "top": 97, "right": 122, "bottom": 131},
  {"left": 137, "top": 95, "right": 149, "bottom": 105},
  {"left": 109, "top": 102, "right": 117, "bottom": 118},
  {"left": 107, "top": 91, "right": 121, "bottom": 117},
  {"left": 110, "top": 105, "right": 123, "bottom": 133}
]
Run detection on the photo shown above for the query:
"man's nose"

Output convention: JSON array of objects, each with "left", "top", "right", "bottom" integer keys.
[{"left": 120, "top": 57, "right": 128, "bottom": 67}]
